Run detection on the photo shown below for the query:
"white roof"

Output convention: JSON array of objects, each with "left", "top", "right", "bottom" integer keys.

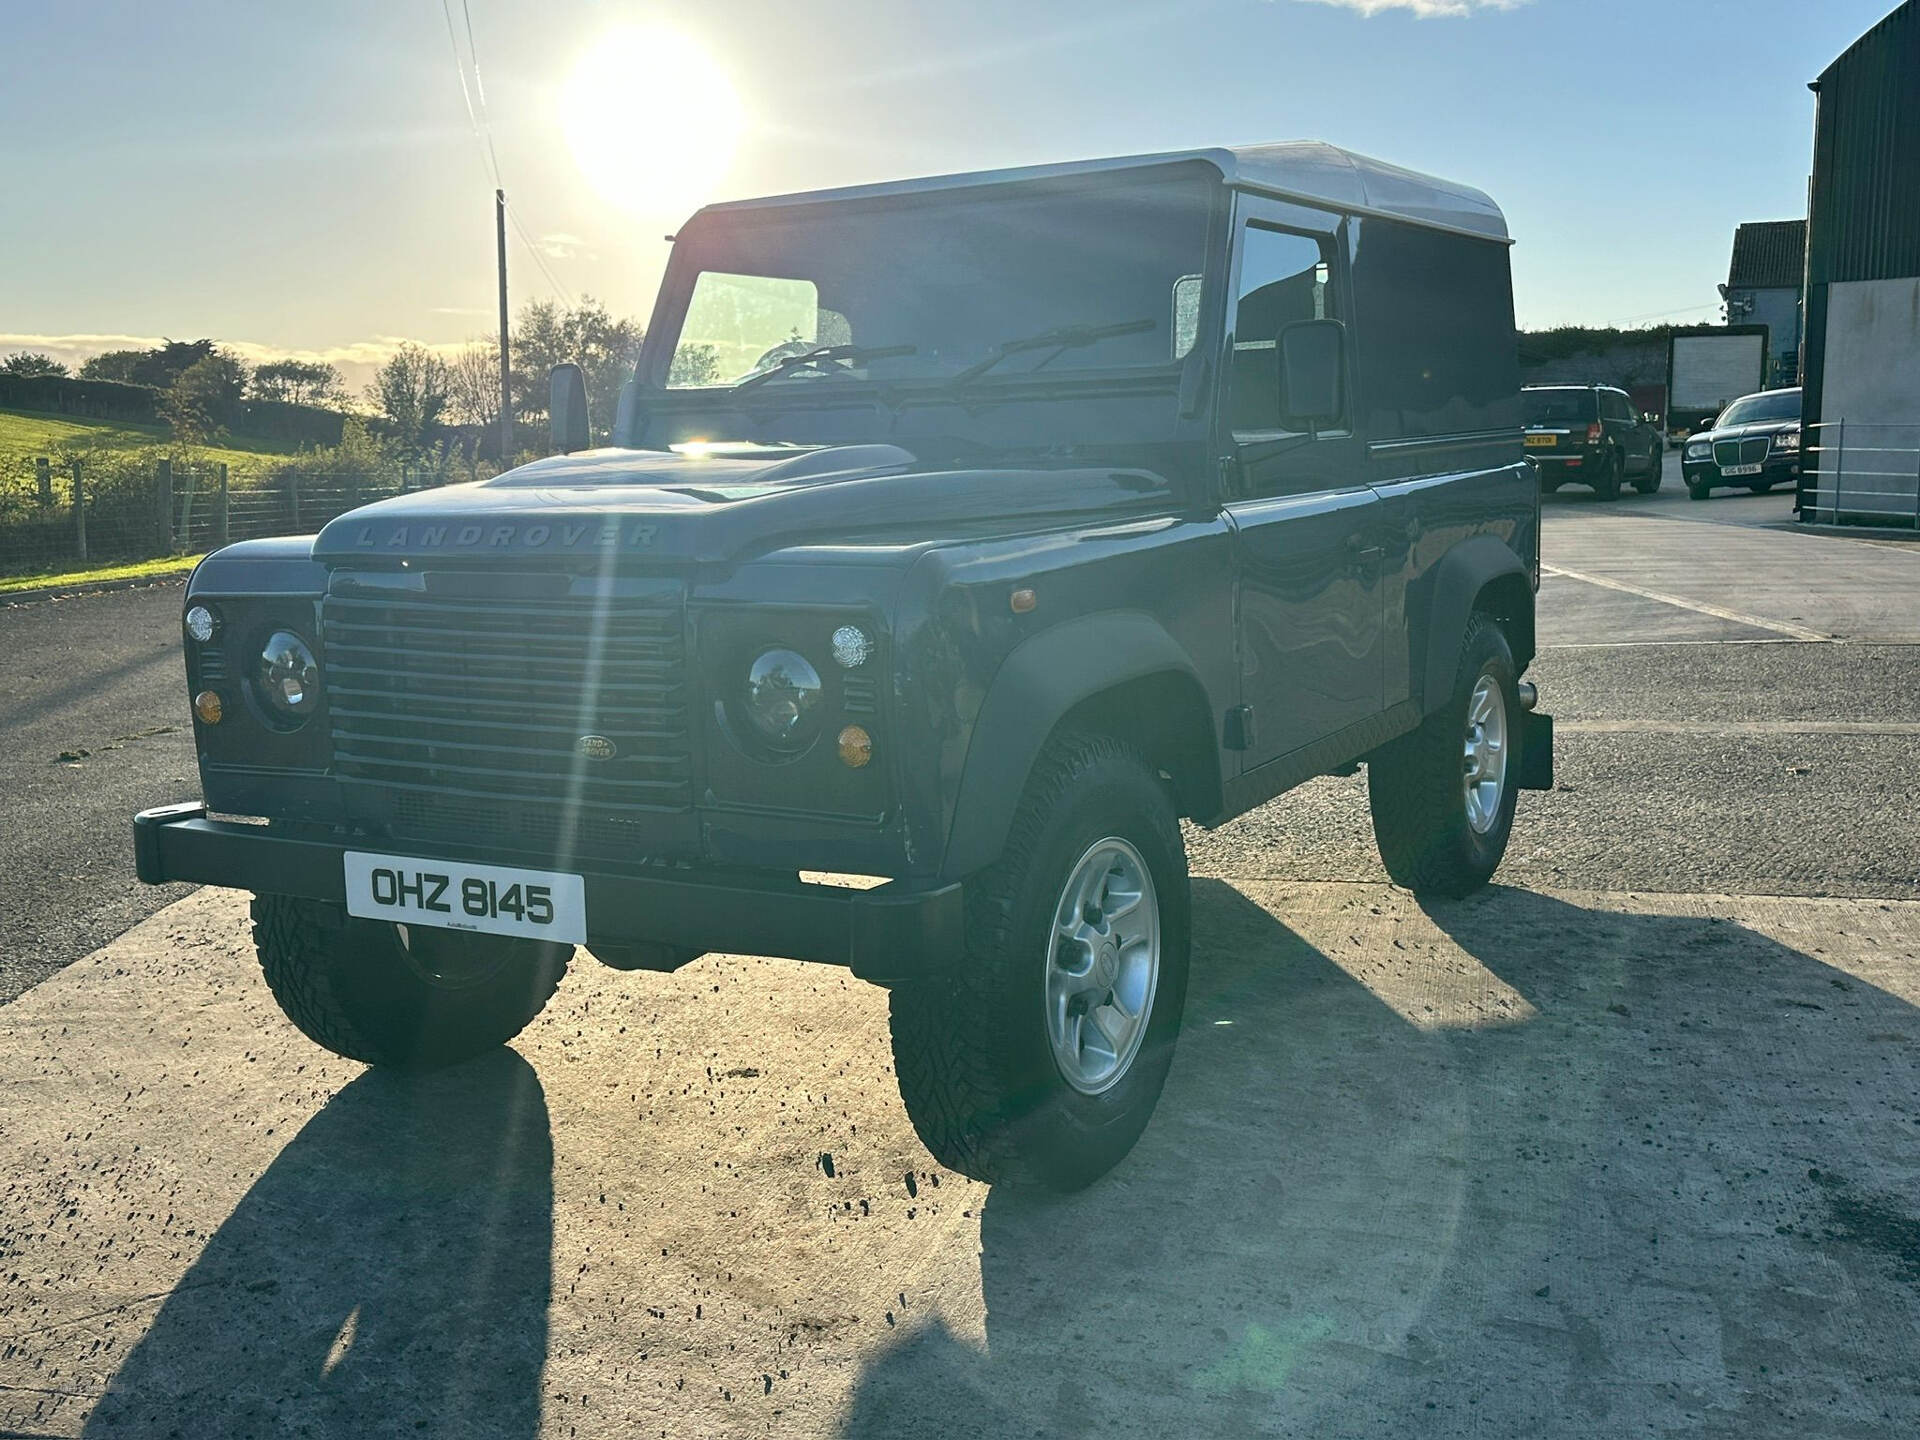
[{"left": 700, "top": 141, "right": 1510, "bottom": 244}]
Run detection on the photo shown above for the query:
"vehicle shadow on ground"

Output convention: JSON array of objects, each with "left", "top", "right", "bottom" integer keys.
[
  {"left": 840, "top": 880, "right": 1920, "bottom": 1440},
  {"left": 80, "top": 1049, "right": 551, "bottom": 1439}
]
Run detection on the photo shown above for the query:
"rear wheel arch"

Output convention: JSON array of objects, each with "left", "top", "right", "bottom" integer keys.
[{"left": 1415, "top": 536, "right": 1533, "bottom": 713}]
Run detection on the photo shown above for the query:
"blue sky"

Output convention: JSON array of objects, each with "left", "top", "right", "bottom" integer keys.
[{"left": 0, "top": 0, "right": 1899, "bottom": 387}]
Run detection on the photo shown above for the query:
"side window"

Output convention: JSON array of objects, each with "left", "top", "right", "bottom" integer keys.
[
  {"left": 1230, "top": 226, "right": 1339, "bottom": 437},
  {"left": 1601, "top": 391, "right": 1630, "bottom": 422}
]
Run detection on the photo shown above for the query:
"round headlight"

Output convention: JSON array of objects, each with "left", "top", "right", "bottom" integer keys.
[
  {"left": 184, "top": 604, "right": 217, "bottom": 643},
  {"left": 742, "top": 648, "right": 823, "bottom": 748},
  {"left": 256, "top": 630, "right": 322, "bottom": 727}
]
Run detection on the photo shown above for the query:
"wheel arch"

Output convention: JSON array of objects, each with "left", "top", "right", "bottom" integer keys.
[
  {"left": 1417, "top": 535, "right": 1534, "bottom": 712},
  {"left": 939, "top": 611, "right": 1221, "bottom": 881}
]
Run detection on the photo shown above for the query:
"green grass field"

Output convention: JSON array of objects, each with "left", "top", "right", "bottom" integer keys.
[{"left": 0, "top": 407, "right": 300, "bottom": 477}]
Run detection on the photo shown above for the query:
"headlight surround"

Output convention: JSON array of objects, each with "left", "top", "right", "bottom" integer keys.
[
  {"left": 254, "top": 629, "right": 323, "bottom": 729},
  {"left": 1773, "top": 430, "right": 1801, "bottom": 452},
  {"left": 741, "top": 647, "right": 824, "bottom": 751}
]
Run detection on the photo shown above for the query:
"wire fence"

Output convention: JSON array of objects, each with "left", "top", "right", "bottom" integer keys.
[
  {"left": 1803, "top": 421, "right": 1920, "bottom": 527},
  {"left": 0, "top": 453, "right": 467, "bottom": 572}
]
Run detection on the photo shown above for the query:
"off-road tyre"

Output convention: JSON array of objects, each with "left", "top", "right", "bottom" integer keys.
[
  {"left": 1634, "top": 445, "right": 1663, "bottom": 494},
  {"left": 1687, "top": 478, "right": 1713, "bottom": 501},
  {"left": 1367, "top": 614, "right": 1521, "bottom": 899},
  {"left": 1592, "top": 450, "right": 1623, "bottom": 501},
  {"left": 888, "top": 733, "right": 1191, "bottom": 1191},
  {"left": 251, "top": 894, "right": 570, "bottom": 1070}
]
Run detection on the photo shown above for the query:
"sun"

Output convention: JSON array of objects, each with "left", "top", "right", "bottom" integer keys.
[{"left": 559, "top": 26, "right": 744, "bottom": 219}]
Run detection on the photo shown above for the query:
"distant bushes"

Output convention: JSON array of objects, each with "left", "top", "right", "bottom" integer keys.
[{"left": 0, "top": 373, "right": 349, "bottom": 448}]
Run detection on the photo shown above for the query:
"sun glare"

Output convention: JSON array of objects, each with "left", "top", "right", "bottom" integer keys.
[{"left": 560, "top": 26, "right": 744, "bottom": 219}]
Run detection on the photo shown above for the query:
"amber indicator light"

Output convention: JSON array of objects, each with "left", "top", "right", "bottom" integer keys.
[
  {"left": 1010, "top": 587, "right": 1038, "bottom": 614},
  {"left": 193, "top": 690, "right": 223, "bottom": 725},
  {"left": 837, "top": 724, "right": 873, "bottom": 768}
]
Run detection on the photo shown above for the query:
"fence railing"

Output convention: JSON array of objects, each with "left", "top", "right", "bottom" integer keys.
[
  {"left": 0, "top": 455, "right": 455, "bottom": 572},
  {"left": 1803, "top": 420, "right": 1920, "bottom": 527}
]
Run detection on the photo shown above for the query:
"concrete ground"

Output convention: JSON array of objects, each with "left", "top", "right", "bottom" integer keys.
[{"left": 3, "top": 478, "right": 1919, "bottom": 1438}]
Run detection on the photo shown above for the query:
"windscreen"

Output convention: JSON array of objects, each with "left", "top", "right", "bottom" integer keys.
[
  {"left": 1716, "top": 390, "right": 1801, "bottom": 427},
  {"left": 1523, "top": 389, "right": 1597, "bottom": 425},
  {"left": 663, "top": 168, "right": 1215, "bottom": 389}
]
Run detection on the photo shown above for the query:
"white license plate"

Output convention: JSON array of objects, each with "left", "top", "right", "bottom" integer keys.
[
  {"left": 344, "top": 851, "right": 586, "bottom": 943},
  {"left": 1722, "top": 462, "right": 1763, "bottom": 477}
]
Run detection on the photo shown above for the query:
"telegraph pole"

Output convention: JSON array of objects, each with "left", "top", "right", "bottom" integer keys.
[{"left": 496, "top": 188, "right": 513, "bottom": 461}]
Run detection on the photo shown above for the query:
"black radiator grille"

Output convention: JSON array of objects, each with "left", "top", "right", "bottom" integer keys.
[
  {"left": 1715, "top": 437, "right": 1771, "bottom": 468},
  {"left": 322, "top": 583, "right": 692, "bottom": 820}
]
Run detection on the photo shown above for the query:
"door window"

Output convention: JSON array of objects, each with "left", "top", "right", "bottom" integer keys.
[
  {"left": 1601, "top": 391, "right": 1633, "bottom": 423},
  {"left": 1229, "top": 226, "right": 1339, "bottom": 438}
]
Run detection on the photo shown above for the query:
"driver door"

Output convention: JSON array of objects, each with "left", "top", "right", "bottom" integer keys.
[{"left": 1220, "top": 198, "right": 1383, "bottom": 774}]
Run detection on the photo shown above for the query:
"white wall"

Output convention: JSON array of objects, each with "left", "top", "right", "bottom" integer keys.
[{"left": 1816, "top": 276, "right": 1920, "bottom": 520}]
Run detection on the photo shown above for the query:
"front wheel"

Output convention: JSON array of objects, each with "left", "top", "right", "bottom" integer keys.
[
  {"left": 1749, "top": 481, "right": 1775, "bottom": 494},
  {"left": 1688, "top": 478, "right": 1713, "bottom": 501},
  {"left": 888, "top": 733, "right": 1191, "bottom": 1191},
  {"left": 1367, "top": 614, "right": 1521, "bottom": 898},
  {"left": 251, "top": 895, "right": 570, "bottom": 1069}
]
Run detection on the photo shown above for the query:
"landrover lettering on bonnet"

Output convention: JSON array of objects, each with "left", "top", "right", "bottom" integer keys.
[{"left": 352, "top": 522, "right": 659, "bottom": 549}]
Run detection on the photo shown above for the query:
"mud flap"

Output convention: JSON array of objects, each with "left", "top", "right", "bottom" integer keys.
[{"left": 1518, "top": 711, "right": 1554, "bottom": 791}]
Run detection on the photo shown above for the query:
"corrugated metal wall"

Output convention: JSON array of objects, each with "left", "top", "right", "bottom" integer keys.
[{"left": 1800, "top": 0, "right": 1920, "bottom": 519}]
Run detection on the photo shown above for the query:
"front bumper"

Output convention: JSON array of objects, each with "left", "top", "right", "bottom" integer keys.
[
  {"left": 133, "top": 803, "right": 962, "bottom": 984},
  {"left": 1682, "top": 451, "right": 1800, "bottom": 489}
]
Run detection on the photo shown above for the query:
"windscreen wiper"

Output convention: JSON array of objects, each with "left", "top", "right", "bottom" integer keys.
[
  {"left": 732, "top": 343, "right": 918, "bottom": 394},
  {"left": 946, "top": 317, "right": 1157, "bottom": 388}
]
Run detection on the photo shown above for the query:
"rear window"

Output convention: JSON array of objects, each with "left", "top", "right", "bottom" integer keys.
[{"left": 1524, "top": 389, "right": 1597, "bottom": 425}]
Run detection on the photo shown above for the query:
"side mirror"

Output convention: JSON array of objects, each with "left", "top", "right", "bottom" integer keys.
[
  {"left": 613, "top": 378, "right": 644, "bottom": 447},
  {"left": 548, "top": 363, "right": 590, "bottom": 454},
  {"left": 1278, "top": 319, "right": 1345, "bottom": 430}
]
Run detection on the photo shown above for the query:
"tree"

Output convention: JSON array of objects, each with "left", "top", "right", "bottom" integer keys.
[
  {"left": 510, "top": 296, "right": 644, "bottom": 441},
  {"left": 445, "top": 341, "right": 503, "bottom": 432},
  {"left": 1, "top": 351, "right": 68, "bottom": 378},
  {"left": 251, "top": 359, "right": 343, "bottom": 406},
  {"left": 78, "top": 349, "right": 147, "bottom": 383},
  {"left": 366, "top": 342, "right": 450, "bottom": 454},
  {"left": 162, "top": 354, "right": 247, "bottom": 444}
]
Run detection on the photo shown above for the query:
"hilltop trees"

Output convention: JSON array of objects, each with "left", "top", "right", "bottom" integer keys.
[
  {"left": 251, "top": 359, "right": 343, "bottom": 405},
  {"left": 1, "top": 352, "right": 68, "bottom": 377}
]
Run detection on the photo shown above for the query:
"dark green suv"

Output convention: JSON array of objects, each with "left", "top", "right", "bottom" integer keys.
[{"left": 1524, "top": 384, "right": 1664, "bottom": 499}]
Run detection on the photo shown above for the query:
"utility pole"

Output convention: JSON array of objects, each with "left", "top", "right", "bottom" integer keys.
[{"left": 496, "top": 188, "right": 513, "bottom": 462}]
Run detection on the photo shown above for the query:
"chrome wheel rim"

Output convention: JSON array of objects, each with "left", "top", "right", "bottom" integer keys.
[
  {"left": 1462, "top": 671, "right": 1509, "bottom": 835},
  {"left": 1045, "top": 837, "right": 1160, "bottom": 1095}
]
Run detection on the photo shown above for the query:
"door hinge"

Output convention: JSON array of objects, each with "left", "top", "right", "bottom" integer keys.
[{"left": 1224, "top": 704, "right": 1256, "bottom": 751}]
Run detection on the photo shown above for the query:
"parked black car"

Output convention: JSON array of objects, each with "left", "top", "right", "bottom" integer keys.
[
  {"left": 1680, "top": 386, "right": 1802, "bottom": 500},
  {"left": 1523, "top": 384, "right": 1664, "bottom": 499},
  {"left": 133, "top": 143, "right": 1553, "bottom": 1192}
]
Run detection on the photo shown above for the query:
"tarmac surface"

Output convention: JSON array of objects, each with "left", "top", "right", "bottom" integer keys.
[{"left": 3, "top": 471, "right": 1919, "bottom": 1437}]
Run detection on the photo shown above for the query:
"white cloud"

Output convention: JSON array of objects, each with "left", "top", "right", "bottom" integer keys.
[
  {"left": 1291, "top": 0, "right": 1525, "bottom": 16},
  {"left": 536, "top": 232, "right": 593, "bottom": 261}
]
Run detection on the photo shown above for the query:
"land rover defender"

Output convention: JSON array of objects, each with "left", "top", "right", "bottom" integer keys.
[{"left": 135, "top": 143, "right": 1553, "bottom": 1190}]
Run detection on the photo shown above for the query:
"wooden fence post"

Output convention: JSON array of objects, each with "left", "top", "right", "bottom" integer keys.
[
  {"left": 156, "top": 458, "right": 174, "bottom": 554},
  {"left": 216, "top": 464, "right": 230, "bottom": 547},
  {"left": 35, "top": 457, "right": 52, "bottom": 506},
  {"left": 178, "top": 466, "right": 197, "bottom": 552},
  {"left": 71, "top": 460, "right": 87, "bottom": 563},
  {"left": 289, "top": 470, "right": 302, "bottom": 530}
]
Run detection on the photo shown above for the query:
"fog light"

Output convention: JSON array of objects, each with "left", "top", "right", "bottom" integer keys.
[
  {"left": 184, "top": 604, "right": 217, "bottom": 642},
  {"left": 837, "top": 724, "right": 872, "bottom": 768},
  {"left": 193, "top": 690, "right": 223, "bottom": 725}
]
